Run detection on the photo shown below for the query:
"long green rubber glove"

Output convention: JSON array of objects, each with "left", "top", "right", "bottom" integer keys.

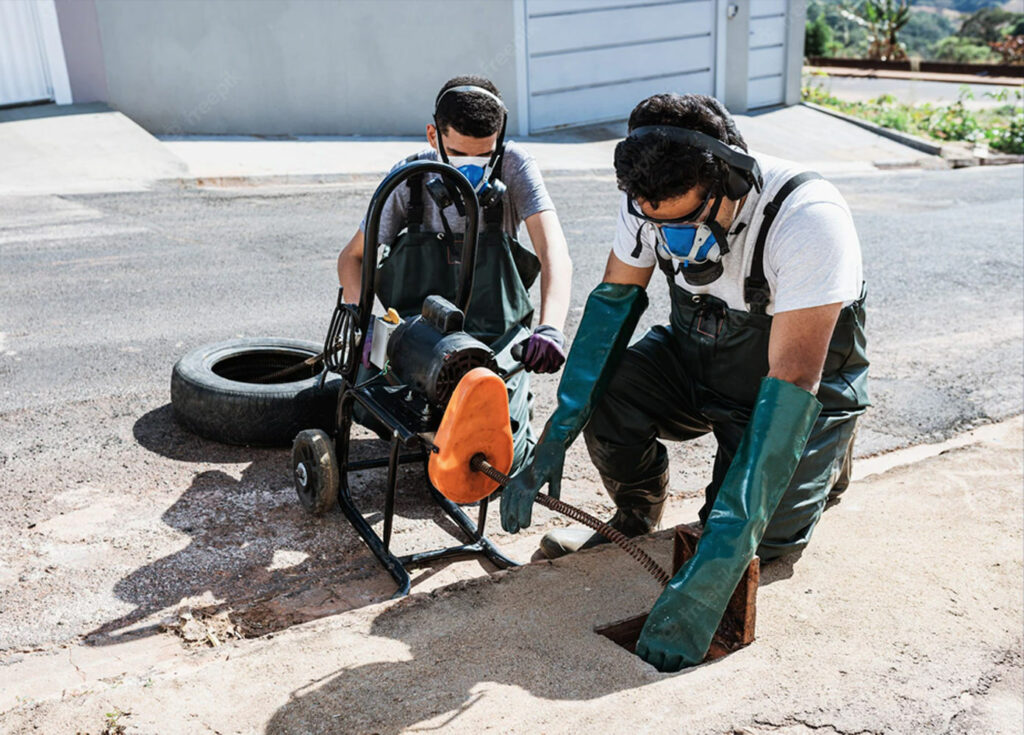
[
  {"left": 500, "top": 282, "right": 648, "bottom": 533},
  {"left": 636, "top": 377, "right": 822, "bottom": 672}
]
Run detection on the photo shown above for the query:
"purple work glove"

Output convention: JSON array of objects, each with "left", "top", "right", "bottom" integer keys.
[
  {"left": 361, "top": 321, "right": 374, "bottom": 369},
  {"left": 519, "top": 325, "right": 566, "bottom": 374}
]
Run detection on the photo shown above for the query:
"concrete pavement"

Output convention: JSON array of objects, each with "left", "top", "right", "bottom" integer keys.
[
  {"left": 2, "top": 418, "right": 1020, "bottom": 734},
  {"left": 0, "top": 101, "right": 942, "bottom": 197},
  {"left": 163, "top": 104, "right": 938, "bottom": 181},
  {"left": 0, "top": 103, "right": 186, "bottom": 196}
]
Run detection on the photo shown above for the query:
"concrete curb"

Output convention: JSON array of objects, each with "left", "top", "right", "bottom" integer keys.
[
  {"left": 801, "top": 101, "right": 944, "bottom": 156},
  {"left": 159, "top": 167, "right": 621, "bottom": 189}
]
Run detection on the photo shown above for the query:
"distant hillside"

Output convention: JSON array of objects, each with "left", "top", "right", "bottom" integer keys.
[{"left": 807, "top": 0, "right": 1024, "bottom": 63}]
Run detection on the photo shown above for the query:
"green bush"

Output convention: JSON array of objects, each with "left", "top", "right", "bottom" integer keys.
[
  {"left": 802, "top": 82, "right": 1024, "bottom": 153},
  {"left": 930, "top": 36, "right": 999, "bottom": 63},
  {"left": 923, "top": 101, "right": 983, "bottom": 142},
  {"left": 985, "top": 115, "right": 1024, "bottom": 154}
]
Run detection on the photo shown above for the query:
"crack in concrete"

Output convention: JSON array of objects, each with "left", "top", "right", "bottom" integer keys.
[
  {"left": 67, "top": 647, "right": 86, "bottom": 682},
  {"left": 942, "top": 646, "right": 1024, "bottom": 735},
  {"left": 751, "top": 716, "right": 882, "bottom": 735}
]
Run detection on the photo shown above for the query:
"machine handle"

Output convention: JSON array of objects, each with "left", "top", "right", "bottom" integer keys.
[
  {"left": 497, "top": 341, "right": 527, "bottom": 382},
  {"left": 356, "top": 160, "right": 481, "bottom": 383}
]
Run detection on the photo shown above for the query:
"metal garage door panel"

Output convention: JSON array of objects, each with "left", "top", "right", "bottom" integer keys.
[
  {"left": 751, "top": 0, "right": 787, "bottom": 18},
  {"left": 747, "top": 1, "right": 787, "bottom": 109},
  {"left": 528, "top": 0, "right": 658, "bottom": 16},
  {"left": 748, "top": 75, "right": 786, "bottom": 110},
  {"left": 749, "top": 16, "right": 787, "bottom": 48},
  {"left": 525, "top": 0, "right": 715, "bottom": 132},
  {"left": 0, "top": 0, "right": 53, "bottom": 107},
  {"left": 749, "top": 45, "right": 785, "bottom": 75},
  {"left": 530, "top": 36, "right": 713, "bottom": 95},
  {"left": 527, "top": 1, "right": 714, "bottom": 56},
  {"left": 529, "top": 69, "right": 714, "bottom": 131}
]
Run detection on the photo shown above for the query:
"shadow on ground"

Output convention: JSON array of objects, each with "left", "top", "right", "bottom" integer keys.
[
  {"left": 85, "top": 405, "right": 498, "bottom": 645},
  {"left": 261, "top": 555, "right": 745, "bottom": 734}
]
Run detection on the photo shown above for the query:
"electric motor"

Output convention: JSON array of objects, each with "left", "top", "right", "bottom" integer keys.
[{"left": 384, "top": 296, "right": 497, "bottom": 407}]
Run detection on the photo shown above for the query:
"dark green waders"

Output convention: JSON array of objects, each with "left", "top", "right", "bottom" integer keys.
[
  {"left": 356, "top": 171, "right": 542, "bottom": 473},
  {"left": 583, "top": 173, "right": 870, "bottom": 561}
]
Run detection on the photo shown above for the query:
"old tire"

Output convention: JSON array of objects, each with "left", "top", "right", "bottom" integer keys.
[
  {"left": 171, "top": 337, "right": 339, "bottom": 447},
  {"left": 292, "top": 429, "right": 339, "bottom": 515}
]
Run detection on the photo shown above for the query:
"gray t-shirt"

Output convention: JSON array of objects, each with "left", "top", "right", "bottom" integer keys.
[{"left": 359, "top": 141, "right": 555, "bottom": 243}]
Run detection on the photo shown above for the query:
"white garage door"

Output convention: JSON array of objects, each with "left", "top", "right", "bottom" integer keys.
[
  {"left": 525, "top": 0, "right": 717, "bottom": 133},
  {"left": 747, "top": 0, "right": 788, "bottom": 109},
  {"left": 0, "top": 0, "right": 55, "bottom": 107}
]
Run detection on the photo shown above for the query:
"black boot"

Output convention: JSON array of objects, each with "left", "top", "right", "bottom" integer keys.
[{"left": 539, "top": 470, "right": 668, "bottom": 559}]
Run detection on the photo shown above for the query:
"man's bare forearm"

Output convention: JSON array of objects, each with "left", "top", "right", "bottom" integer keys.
[
  {"left": 526, "top": 210, "right": 573, "bottom": 331},
  {"left": 338, "top": 229, "right": 365, "bottom": 305}
]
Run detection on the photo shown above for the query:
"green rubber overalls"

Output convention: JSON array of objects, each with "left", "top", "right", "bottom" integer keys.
[
  {"left": 583, "top": 172, "right": 870, "bottom": 559},
  {"left": 364, "top": 168, "right": 542, "bottom": 472}
]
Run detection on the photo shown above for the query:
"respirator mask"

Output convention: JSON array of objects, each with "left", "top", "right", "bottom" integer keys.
[
  {"left": 628, "top": 190, "right": 731, "bottom": 286},
  {"left": 445, "top": 155, "right": 507, "bottom": 208}
]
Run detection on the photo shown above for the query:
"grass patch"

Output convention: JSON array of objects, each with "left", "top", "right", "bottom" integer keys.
[{"left": 802, "top": 80, "right": 1024, "bottom": 154}]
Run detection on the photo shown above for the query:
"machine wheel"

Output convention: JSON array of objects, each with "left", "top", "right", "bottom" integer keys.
[
  {"left": 171, "top": 338, "right": 340, "bottom": 447},
  {"left": 292, "top": 429, "right": 339, "bottom": 515}
]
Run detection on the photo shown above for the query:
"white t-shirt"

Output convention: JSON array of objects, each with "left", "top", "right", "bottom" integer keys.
[{"left": 612, "top": 153, "right": 863, "bottom": 315}]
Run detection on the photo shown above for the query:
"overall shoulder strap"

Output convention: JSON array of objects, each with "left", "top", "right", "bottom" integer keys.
[
  {"left": 405, "top": 154, "right": 425, "bottom": 232},
  {"left": 744, "top": 171, "right": 824, "bottom": 315},
  {"left": 482, "top": 196, "right": 504, "bottom": 233},
  {"left": 482, "top": 158, "right": 505, "bottom": 233}
]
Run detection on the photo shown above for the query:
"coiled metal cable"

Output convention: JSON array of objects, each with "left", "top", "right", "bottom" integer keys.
[{"left": 470, "top": 454, "right": 671, "bottom": 586}]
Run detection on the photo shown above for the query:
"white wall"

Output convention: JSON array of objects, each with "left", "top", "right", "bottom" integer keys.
[{"left": 91, "top": 0, "right": 522, "bottom": 135}]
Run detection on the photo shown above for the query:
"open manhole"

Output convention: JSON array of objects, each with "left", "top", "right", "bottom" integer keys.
[{"left": 595, "top": 525, "right": 760, "bottom": 664}]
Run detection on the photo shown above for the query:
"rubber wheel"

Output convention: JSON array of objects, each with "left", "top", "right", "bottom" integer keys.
[
  {"left": 171, "top": 337, "right": 340, "bottom": 447},
  {"left": 292, "top": 429, "right": 339, "bottom": 515}
]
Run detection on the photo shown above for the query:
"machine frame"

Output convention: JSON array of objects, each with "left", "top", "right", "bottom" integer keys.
[{"left": 294, "top": 161, "right": 517, "bottom": 597}]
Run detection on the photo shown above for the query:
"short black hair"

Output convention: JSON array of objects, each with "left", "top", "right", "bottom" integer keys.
[
  {"left": 434, "top": 75, "right": 504, "bottom": 139},
  {"left": 614, "top": 93, "right": 747, "bottom": 207}
]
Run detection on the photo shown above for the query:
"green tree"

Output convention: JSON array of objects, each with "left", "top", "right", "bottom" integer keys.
[
  {"left": 901, "top": 11, "right": 956, "bottom": 58},
  {"left": 927, "top": 0, "right": 1016, "bottom": 11},
  {"left": 839, "top": 0, "right": 911, "bottom": 61},
  {"left": 806, "top": 15, "right": 834, "bottom": 56},
  {"left": 810, "top": 0, "right": 869, "bottom": 57},
  {"left": 958, "top": 8, "right": 1020, "bottom": 44}
]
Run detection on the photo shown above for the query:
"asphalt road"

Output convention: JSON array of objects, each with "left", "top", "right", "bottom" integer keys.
[
  {"left": 2, "top": 165, "right": 1021, "bottom": 450},
  {"left": 804, "top": 72, "right": 1023, "bottom": 109},
  {"left": 1, "top": 164, "right": 1022, "bottom": 654}
]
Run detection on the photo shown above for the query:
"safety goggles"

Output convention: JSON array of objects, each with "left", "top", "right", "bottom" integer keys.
[{"left": 626, "top": 186, "right": 714, "bottom": 226}]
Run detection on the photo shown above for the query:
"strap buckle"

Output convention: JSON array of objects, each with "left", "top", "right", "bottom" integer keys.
[{"left": 744, "top": 278, "right": 770, "bottom": 311}]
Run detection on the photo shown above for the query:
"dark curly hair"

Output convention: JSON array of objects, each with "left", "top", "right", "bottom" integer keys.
[
  {"left": 614, "top": 93, "right": 747, "bottom": 208},
  {"left": 434, "top": 75, "right": 505, "bottom": 139}
]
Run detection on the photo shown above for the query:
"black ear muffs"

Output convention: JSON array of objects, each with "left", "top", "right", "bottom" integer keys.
[
  {"left": 477, "top": 177, "right": 506, "bottom": 208},
  {"left": 722, "top": 163, "right": 755, "bottom": 201},
  {"left": 629, "top": 125, "right": 763, "bottom": 200}
]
